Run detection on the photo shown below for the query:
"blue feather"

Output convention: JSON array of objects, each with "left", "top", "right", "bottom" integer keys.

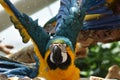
[
  {"left": 85, "top": 0, "right": 112, "bottom": 14},
  {"left": 20, "top": 14, "right": 50, "bottom": 57},
  {"left": 4, "top": 0, "right": 50, "bottom": 57},
  {"left": 83, "top": 14, "right": 120, "bottom": 30},
  {"left": 82, "top": 0, "right": 120, "bottom": 30},
  {"left": 0, "top": 56, "right": 38, "bottom": 78},
  {"left": 55, "top": 0, "right": 85, "bottom": 48}
]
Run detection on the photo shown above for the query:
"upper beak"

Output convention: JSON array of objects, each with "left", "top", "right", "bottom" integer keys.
[{"left": 51, "top": 45, "right": 62, "bottom": 65}]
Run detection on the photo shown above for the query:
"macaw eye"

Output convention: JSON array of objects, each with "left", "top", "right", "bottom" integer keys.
[
  {"left": 63, "top": 43, "right": 67, "bottom": 47},
  {"left": 49, "top": 43, "right": 67, "bottom": 50}
]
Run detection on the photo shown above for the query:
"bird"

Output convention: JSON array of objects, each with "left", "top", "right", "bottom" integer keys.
[{"left": 0, "top": 0, "right": 120, "bottom": 80}]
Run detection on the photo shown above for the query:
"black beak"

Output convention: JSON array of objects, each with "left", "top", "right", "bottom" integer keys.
[{"left": 52, "top": 45, "right": 62, "bottom": 65}]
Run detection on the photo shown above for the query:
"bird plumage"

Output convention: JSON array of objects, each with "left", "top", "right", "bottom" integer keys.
[
  {"left": 0, "top": 0, "right": 120, "bottom": 80},
  {"left": 0, "top": 0, "right": 30, "bottom": 43},
  {"left": 39, "top": 37, "right": 80, "bottom": 80},
  {"left": 0, "top": 55, "right": 38, "bottom": 78}
]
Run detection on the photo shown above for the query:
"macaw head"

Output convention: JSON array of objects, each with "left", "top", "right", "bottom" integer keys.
[{"left": 45, "top": 36, "right": 75, "bottom": 69}]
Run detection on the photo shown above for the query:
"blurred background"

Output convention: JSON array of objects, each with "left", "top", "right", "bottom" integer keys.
[
  {"left": 75, "top": 42, "right": 120, "bottom": 78},
  {"left": 0, "top": 0, "right": 120, "bottom": 78}
]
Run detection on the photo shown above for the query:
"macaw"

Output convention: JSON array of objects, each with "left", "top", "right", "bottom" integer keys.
[{"left": 0, "top": 0, "right": 120, "bottom": 80}]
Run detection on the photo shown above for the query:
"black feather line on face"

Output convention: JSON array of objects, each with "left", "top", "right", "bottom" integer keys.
[{"left": 47, "top": 53, "right": 71, "bottom": 70}]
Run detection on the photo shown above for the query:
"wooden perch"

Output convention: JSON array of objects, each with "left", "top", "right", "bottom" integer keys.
[
  {"left": 77, "top": 29, "right": 120, "bottom": 47},
  {"left": 106, "top": 65, "right": 120, "bottom": 79},
  {"left": 7, "top": 44, "right": 35, "bottom": 63},
  {"left": 0, "top": 43, "right": 14, "bottom": 54},
  {"left": 76, "top": 29, "right": 120, "bottom": 58}
]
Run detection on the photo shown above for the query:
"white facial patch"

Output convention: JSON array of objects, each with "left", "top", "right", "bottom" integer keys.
[
  {"left": 50, "top": 52, "right": 54, "bottom": 63},
  {"left": 49, "top": 43, "right": 68, "bottom": 64},
  {"left": 61, "top": 52, "right": 68, "bottom": 63}
]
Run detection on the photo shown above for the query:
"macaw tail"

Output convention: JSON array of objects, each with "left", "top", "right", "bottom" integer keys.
[{"left": 0, "top": 56, "right": 38, "bottom": 78}]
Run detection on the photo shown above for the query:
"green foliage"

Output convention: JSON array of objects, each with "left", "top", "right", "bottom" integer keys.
[{"left": 75, "top": 41, "right": 120, "bottom": 78}]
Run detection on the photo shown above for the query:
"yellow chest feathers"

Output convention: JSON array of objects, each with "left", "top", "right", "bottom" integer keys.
[
  {"left": 38, "top": 62, "right": 80, "bottom": 80},
  {"left": 37, "top": 47, "right": 80, "bottom": 80},
  {"left": 46, "top": 65, "right": 80, "bottom": 80}
]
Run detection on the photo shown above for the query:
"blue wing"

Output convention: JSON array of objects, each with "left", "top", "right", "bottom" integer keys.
[
  {"left": 44, "top": 0, "right": 120, "bottom": 31},
  {"left": 0, "top": 56, "right": 38, "bottom": 78},
  {"left": 85, "top": 0, "right": 112, "bottom": 14},
  {"left": 83, "top": 0, "right": 120, "bottom": 30},
  {"left": 0, "top": 0, "right": 50, "bottom": 57},
  {"left": 43, "top": 0, "right": 120, "bottom": 48},
  {"left": 83, "top": 14, "right": 120, "bottom": 30}
]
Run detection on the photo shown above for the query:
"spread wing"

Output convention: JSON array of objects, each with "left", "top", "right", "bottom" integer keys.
[
  {"left": 44, "top": 0, "right": 120, "bottom": 46},
  {"left": 0, "top": 56, "right": 38, "bottom": 78},
  {"left": 0, "top": 0, "right": 30, "bottom": 43},
  {"left": 0, "top": 0, "right": 50, "bottom": 57},
  {"left": 78, "top": 0, "right": 120, "bottom": 46}
]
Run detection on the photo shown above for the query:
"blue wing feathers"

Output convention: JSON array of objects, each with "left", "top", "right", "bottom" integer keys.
[
  {"left": 84, "top": 15, "right": 120, "bottom": 26},
  {"left": 83, "top": 14, "right": 120, "bottom": 30},
  {"left": 86, "top": 6, "right": 112, "bottom": 14},
  {"left": 19, "top": 14, "right": 50, "bottom": 57},
  {"left": 4, "top": 0, "right": 50, "bottom": 56},
  {"left": 83, "top": 0, "right": 120, "bottom": 30},
  {"left": 85, "top": 0, "right": 111, "bottom": 14},
  {"left": 4, "top": 0, "right": 23, "bottom": 20},
  {"left": 0, "top": 56, "right": 38, "bottom": 78}
]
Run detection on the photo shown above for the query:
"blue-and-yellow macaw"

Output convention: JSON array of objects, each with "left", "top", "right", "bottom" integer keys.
[{"left": 0, "top": 0, "right": 120, "bottom": 80}]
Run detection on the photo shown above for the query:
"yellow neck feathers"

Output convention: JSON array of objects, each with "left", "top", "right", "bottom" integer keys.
[{"left": 38, "top": 46, "right": 80, "bottom": 80}]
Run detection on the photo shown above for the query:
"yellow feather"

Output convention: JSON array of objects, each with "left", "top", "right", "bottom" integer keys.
[
  {"left": 33, "top": 42, "right": 48, "bottom": 78},
  {"left": 42, "top": 46, "right": 80, "bottom": 80},
  {"left": 0, "top": 0, "right": 15, "bottom": 17},
  {"left": 84, "top": 14, "right": 104, "bottom": 21},
  {"left": 0, "top": 0, "right": 30, "bottom": 43}
]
